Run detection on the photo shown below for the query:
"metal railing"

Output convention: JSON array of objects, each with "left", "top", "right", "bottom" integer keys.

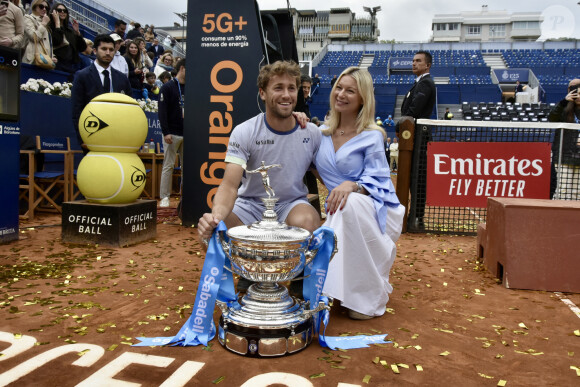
[{"left": 62, "top": 0, "right": 110, "bottom": 35}]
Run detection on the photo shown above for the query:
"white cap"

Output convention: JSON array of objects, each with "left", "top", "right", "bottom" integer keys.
[{"left": 110, "top": 33, "right": 122, "bottom": 42}]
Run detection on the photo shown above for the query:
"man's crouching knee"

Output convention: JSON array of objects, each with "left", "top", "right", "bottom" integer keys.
[{"left": 286, "top": 204, "right": 321, "bottom": 233}]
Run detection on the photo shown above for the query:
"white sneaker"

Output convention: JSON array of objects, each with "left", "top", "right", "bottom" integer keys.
[{"left": 160, "top": 197, "right": 170, "bottom": 208}]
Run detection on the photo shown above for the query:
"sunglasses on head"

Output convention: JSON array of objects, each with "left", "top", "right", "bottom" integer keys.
[{"left": 56, "top": 8, "right": 68, "bottom": 13}]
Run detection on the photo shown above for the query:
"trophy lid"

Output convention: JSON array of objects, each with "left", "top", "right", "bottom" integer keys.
[{"left": 227, "top": 221, "right": 311, "bottom": 243}]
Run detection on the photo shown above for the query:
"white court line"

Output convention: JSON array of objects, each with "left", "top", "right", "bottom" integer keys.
[{"left": 554, "top": 292, "right": 580, "bottom": 319}]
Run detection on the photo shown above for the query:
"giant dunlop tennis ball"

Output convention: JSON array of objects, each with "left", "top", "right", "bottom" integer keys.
[
  {"left": 79, "top": 93, "right": 147, "bottom": 152},
  {"left": 77, "top": 152, "right": 147, "bottom": 204}
]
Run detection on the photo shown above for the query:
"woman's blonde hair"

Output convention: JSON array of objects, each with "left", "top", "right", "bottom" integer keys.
[
  {"left": 322, "top": 66, "right": 385, "bottom": 139},
  {"left": 160, "top": 52, "right": 173, "bottom": 65}
]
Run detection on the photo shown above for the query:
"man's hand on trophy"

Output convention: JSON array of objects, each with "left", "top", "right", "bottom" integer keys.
[{"left": 198, "top": 213, "right": 221, "bottom": 244}]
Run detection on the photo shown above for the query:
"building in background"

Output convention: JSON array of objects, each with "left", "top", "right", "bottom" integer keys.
[
  {"left": 276, "top": 7, "right": 380, "bottom": 61},
  {"left": 431, "top": 6, "right": 542, "bottom": 43}
]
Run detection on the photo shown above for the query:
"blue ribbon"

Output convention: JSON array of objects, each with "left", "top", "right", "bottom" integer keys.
[
  {"left": 303, "top": 227, "right": 391, "bottom": 350},
  {"left": 302, "top": 226, "right": 334, "bottom": 334},
  {"left": 134, "top": 221, "right": 237, "bottom": 347}
]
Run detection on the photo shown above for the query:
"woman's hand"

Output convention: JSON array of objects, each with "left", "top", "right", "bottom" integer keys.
[
  {"left": 51, "top": 10, "right": 60, "bottom": 27},
  {"left": 326, "top": 181, "right": 358, "bottom": 215},
  {"left": 72, "top": 19, "right": 80, "bottom": 34},
  {"left": 292, "top": 111, "right": 309, "bottom": 128},
  {"left": 565, "top": 89, "right": 579, "bottom": 102},
  {"left": 41, "top": 15, "right": 50, "bottom": 25}
]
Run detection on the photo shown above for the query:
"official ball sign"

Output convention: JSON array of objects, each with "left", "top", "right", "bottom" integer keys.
[{"left": 426, "top": 142, "right": 551, "bottom": 207}]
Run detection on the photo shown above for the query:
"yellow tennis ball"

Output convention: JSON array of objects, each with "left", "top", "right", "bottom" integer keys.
[
  {"left": 79, "top": 93, "right": 147, "bottom": 152},
  {"left": 77, "top": 152, "right": 147, "bottom": 204}
]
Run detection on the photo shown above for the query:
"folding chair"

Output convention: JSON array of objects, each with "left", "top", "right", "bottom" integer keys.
[
  {"left": 138, "top": 142, "right": 161, "bottom": 200},
  {"left": 19, "top": 136, "right": 73, "bottom": 220}
]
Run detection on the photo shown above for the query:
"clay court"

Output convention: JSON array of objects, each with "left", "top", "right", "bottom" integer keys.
[{"left": 0, "top": 205, "right": 579, "bottom": 387}]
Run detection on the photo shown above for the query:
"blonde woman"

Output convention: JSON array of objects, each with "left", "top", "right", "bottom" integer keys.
[
  {"left": 315, "top": 67, "right": 404, "bottom": 320},
  {"left": 154, "top": 52, "right": 173, "bottom": 78},
  {"left": 22, "top": 0, "right": 55, "bottom": 65}
]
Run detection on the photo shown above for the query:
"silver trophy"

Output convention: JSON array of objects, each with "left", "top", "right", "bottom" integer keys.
[{"left": 215, "top": 162, "right": 335, "bottom": 357}]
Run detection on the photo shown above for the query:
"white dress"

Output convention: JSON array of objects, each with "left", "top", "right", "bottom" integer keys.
[{"left": 315, "top": 129, "right": 404, "bottom": 316}]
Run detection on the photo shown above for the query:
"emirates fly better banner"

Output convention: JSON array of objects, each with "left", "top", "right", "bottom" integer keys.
[{"left": 426, "top": 142, "right": 551, "bottom": 207}]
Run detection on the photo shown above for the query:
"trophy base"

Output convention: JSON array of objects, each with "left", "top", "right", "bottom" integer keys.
[
  {"left": 217, "top": 316, "right": 313, "bottom": 357},
  {"left": 217, "top": 283, "right": 315, "bottom": 357}
]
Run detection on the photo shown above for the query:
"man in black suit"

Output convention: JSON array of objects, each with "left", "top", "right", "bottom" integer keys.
[
  {"left": 71, "top": 34, "right": 132, "bottom": 152},
  {"left": 147, "top": 38, "right": 164, "bottom": 59},
  {"left": 400, "top": 50, "right": 436, "bottom": 230},
  {"left": 401, "top": 51, "right": 436, "bottom": 119}
]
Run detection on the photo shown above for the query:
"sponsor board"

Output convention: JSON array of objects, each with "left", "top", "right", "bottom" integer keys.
[{"left": 427, "top": 142, "right": 551, "bottom": 207}]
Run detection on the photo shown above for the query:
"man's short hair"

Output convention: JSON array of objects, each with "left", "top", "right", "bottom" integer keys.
[
  {"left": 159, "top": 71, "right": 171, "bottom": 81},
  {"left": 93, "top": 34, "right": 115, "bottom": 49},
  {"left": 115, "top": 19, "right": 127, "bottom": 28},
  {"left": 174, "top": 59, "right": 186, "bottom": 73},
  {"left": 145, "top": 72, "right": 156, "bottom": 80},
  {"left": 415, "top": 50, "right": 432, "bottom": 66},
  {"left": 257, "top": 61, "right": 301, "bottom": 90},
  {"left": 301, "top": 74, "right": 312, "bottom": 84}
]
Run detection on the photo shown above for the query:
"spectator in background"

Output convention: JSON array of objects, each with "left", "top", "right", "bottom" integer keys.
[
  {"left": 330, "top": 74, "right": 337, "bottom": 87},
  {"left": 23, "top": 0, "right": 55, "bottom": 65},
  {"left": 147, "top": 37, "right": 164, "bottom": 59},
  {"left": 385, "top": 136, "right": 391, "bottom": 166},
  {"left": 48, "top": 2, "right": 86, "bottom": 77},
  {"left": 112, "top": 19, "right": 127, "bottom": 54},
  {"left": 143, "top": 71, "right": 159, "bottom": 100},
  {"left": 9, "top": 0, "right": 25, "bottom": 15},
  {"left": 154, "top": 51, "right": 173, "bottom": 78},
  {"left": 72, "top": 34, "right": 131, "bottom": 152},
  {"left": 109, "top": 33, "right": 127, "bottom": 77},
  {"left": 112, "top": 19, "right": 126, "bottom": 39},
  {"left": 77, "top": 38, "right": 94, "bottom": 69},
  {"left": 158, "top": 59, "right": 186, "bottom": 208},
  {"left": 124, "top": 40, "right": 147, "bottom": 97},
  {"left": 134, "top": 36, "right": 152, "bottom": 70},
  {"left": 312, "top": 73, "right": 320, "bottom": 87},
  {"left": 126, "top": 21, "right": 141, "bottom": 40},
  {"left": 515, "top": 80, "right": 524, "bottom": 95},
  {"left": 399, "top": 50, "right": 436, "bottom": 231},
  {"left": 156, "top": 70, "right": 171, "bottom": 87},
  {"left": 548, "top": 79, "right": 580, "bottom": 200},
  {"left": 144, "top": 25, "right": 155, "bottom": 44},
  {"left": 298, "top": 74, "right": 312, "bottom": 118},
  {"left": 383, "top": 114, "right": 395, "bottom": 127},
  {"left": 390, "top": 138, "right": 399, "bottom": 172},
  {"left": 0, "top": 0, "right": 25, "bottom": 49},
  {"left": 444, "top": 107, "right": 453, "bottom": 120},
  {"left": 311, "top": 116, "right": 320, "bottom": 127}
]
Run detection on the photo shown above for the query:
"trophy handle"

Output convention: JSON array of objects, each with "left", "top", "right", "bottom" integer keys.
[
  {"left": 304, "top": 234, "right": 338, "bottom": 263},
  {"left": 302, "top": 300, "right": 330, "bottom": 319}
]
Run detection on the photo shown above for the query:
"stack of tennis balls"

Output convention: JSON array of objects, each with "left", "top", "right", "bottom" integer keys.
[{"left": 77, "top": 93, "right": 149, "bottom": 204}]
